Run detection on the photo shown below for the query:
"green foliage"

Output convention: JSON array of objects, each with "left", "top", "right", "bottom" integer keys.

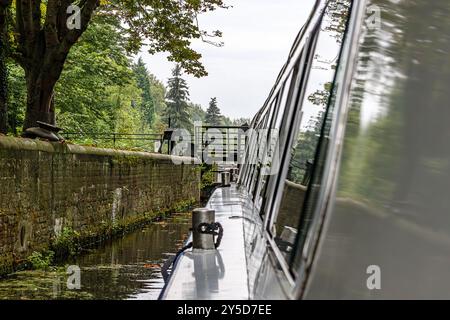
[
  {"left": 107, "top": 0, "right": 229, "bottom": 77},
  {"left": 173, "top": 198, "right": 197, "bottom": 213},
  {"left": 231, "top": 117, "right": 251, "bottom": 126},
  {"left": 52, "top": 227, "right": 82, "bottom": 259},
  {"left": 109, "top": 84, "right": 145, "bottom": 134},
  {"left": 200, "top": 163, "right": 217, "bottom": 189},
  {"left": 56, "top": 15, "right": 140, "bottom": 134},
  {"left": 165, "top": 64, "right": 192, "bottom": 130},
  {"left": 221, "top": 116, "right": 232, "bottom": 126},
  {"left": 308, "top": 82, "right": 332, "bottom": 106},
  {"left": 3, "top": 0, "right": 228, "bottom": 131},
  {"left": 131, "top": 58, "right": 169, "bottom": 134},
  {"left": 288, "top": 85, "right": 328, "bottom": 184},
  {"left": 22, "top": 15, "right": 165, "bottom": 147},
  {"left": 324, "top": 0, "right": 351, "bottom": 43},
  {"left": 133, "top": 57, "right": 156, "bottom": 128},
  {"left": 5, "top": 62, "right": 25, "bottom": 135},
  {"left": 27, "top": 250, "right": 55, "bottom": 271},
  {"left": 287, "top": 2, "right": 351, "bottom": 183},
  {"left": 3, "top": 4, "right": 240, "bottom": 145},
  {"left": 190, "top": 103, "right": 206, "bottom": 123},
  {"left": 6, "top": 0, "right": 228, "bottom": 77},
  {"left": 0, "top": 8, "right": 6, "bottom": 134},
  {"left": 205, "top": 97, "right": 222, "bottom": 126}
]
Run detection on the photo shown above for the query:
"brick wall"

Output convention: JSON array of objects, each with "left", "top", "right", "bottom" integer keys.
[{"left": 0, "top": 136, "right": 200, "bottom": 275}]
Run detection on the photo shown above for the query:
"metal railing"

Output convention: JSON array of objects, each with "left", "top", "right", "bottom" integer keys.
[
  {"left": 194, "top": 125, "right": 248, "bottom": 164},
  {"left": 62, "top": 125, "right": 249, "bottom": 162},
  {"left": 62, "top": 132, "right": 163, "bottom": 151}
]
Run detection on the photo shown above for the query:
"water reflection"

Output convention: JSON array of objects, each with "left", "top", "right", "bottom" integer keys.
[
  {"left": 308, "top": 0, "right": 450, "bottom": 299},
  {"left": 338, "top": 0, "right": 450, "bottom": 222},
  {"left": 0, "top": 213, "right": 191, "bottom": 300}
]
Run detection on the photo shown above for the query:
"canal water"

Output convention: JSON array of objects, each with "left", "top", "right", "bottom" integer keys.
[{"left": 0, "top": 213, "right": 191, "bottom": 300}]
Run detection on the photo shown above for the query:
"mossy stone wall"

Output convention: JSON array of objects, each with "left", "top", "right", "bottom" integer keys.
[{"left": 0, "top": 136, "right": 200, "bottom": 275}]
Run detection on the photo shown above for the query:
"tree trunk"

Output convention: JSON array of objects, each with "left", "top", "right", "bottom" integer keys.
[
  {"left": 0, "top": 4, "right": 8, "bottom": 134},
  {"left": 23, "top": 68, "right": 58, "bottom": 129},
  {"left": 22, "top": 37, "right": 63, "bottom": 130},
  {"left": 13, "top": 0, "right": 100, "bottom": 131},
  {"left": 4, "top": 0, "right": 101, "bottom": 131}
]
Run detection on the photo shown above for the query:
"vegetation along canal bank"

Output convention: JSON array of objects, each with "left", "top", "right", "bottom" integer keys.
[{"left": 0, "top": 212, "right": 192, "bottom": 300}]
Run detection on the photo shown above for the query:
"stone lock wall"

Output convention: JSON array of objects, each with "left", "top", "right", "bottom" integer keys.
[{"left": 0, "top": 136, "right": 200, "bottom": 275}]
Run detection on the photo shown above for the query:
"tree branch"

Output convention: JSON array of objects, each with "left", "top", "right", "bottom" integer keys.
[
  {"left": 31, "top": 0, "right": 41, "bottom": 36},
  {"left": 59, "top": 0, "right": 99, "bottom": 55},
  {"left": 19, "top": 0, "right": 35, "bottom": 52},
  {"left": 56, "top": 0, "right": 72, "bottom": 41},
  {"left": 15, "top": 0, "right": 26, "bottom": 54},
  {"left": 44, "top": 0, "right": 59, "bottom": 49}
]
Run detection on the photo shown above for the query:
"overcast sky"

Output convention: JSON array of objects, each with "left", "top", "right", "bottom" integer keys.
[{"left": 138, "top": 0, "right": 315, "bottom": 120}]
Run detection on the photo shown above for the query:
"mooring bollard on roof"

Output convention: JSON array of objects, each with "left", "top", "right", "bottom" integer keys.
[{"left": 22, "top": 121, "right": 65, "bottom": 142}]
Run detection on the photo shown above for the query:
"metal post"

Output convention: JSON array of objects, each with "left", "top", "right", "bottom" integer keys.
[
  {"left": 221, "top": 171, "right": 231, "bottom": 187},
  {"left": 192, "top": 208, "right": 216, "bottom": 250}
]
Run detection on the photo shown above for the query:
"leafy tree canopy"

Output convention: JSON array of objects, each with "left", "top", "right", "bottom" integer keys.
[{"left": 1, "top": 0, "right": 228, "bottom": 129}]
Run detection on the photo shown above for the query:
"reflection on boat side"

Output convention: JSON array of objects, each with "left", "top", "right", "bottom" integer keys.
[
  {"left": 186, "top": 250, "right": 226, "bottom": 299},
  {"left": 162, "top": 186, "right": 249, "bottom": 300}
]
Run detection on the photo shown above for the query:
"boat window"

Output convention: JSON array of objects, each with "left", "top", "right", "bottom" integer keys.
[
  {"left": 254, "top": 69, "right": 295, "bottom": 211},
  {"left": 243, "top": 129, "right": 257, "bottom": 188},
  {"left": 269, "top": 1, "right": 350, "bottom": 268},
  {"left": 249, "top": 109, "right": 271, "bottom": 197},
  {"left": 251, "top": 96, "right": 279, "bottom": 202}
]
